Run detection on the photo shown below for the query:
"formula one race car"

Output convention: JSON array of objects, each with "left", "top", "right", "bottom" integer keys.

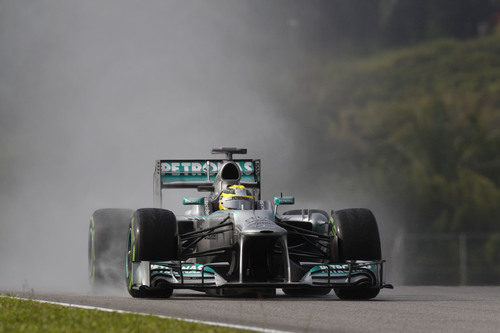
[{"left": 88, "top": 148, "right": 392, "bottom": 299}]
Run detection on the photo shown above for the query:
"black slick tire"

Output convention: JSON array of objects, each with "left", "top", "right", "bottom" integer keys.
[
  {"left": 125, "top": 208, "right": 178, "bottom": 298},
  {"left": 88, "top": 208, "right": 134, "bottom": 291},
  {"left": 333, "top": 208, "right": 381, "bottom": 261},
  {"left": 332, "top": 208, "right": 381, "bottom": 300}
]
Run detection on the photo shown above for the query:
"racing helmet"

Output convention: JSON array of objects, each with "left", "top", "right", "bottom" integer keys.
[{"left": 219, "top": 185, "right": 254, "bottom": 210}]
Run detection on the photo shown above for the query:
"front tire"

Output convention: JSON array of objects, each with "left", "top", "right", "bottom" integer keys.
[
  {"left": 332, "top": 208, "right": 381, "bottom": 300},
  {"left": 125, "top": 208, "right": 178, "bottom": 298}
]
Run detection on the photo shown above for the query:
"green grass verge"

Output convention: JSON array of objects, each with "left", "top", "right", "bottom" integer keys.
[{"left": 0, "top": 296, "right": 252, "bottom": 333}]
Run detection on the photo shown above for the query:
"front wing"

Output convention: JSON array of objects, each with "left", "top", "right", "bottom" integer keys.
[{"left": 128, "top": 260, "right": 392, "bottom": 291}]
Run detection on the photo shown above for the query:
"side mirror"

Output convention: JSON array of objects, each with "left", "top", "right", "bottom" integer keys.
[
  {"left": 274, "top": 196, "right": 295, "bottom": 205},
  {"left": 183, "top": 197, "right": 204, "bottom": 205}
]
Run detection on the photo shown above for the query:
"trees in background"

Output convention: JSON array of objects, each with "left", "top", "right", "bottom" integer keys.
[
  {"left": 381, "top": 0, "right": 495, "bottom": 44},
  {"left": 285, "top": 33, "right": 500, "bottom": 233},
  {"left": 261, "top": 0, "right": 498, "bottom": 54}
]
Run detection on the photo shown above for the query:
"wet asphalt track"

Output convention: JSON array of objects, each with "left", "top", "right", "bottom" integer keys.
[{"left": 5, "top": 286, "right": 500, "bottom": 332}]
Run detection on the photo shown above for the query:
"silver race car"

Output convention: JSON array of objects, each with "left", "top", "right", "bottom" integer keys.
[{"left": 88, "top": 147, "right": 392, "bottom": 299}]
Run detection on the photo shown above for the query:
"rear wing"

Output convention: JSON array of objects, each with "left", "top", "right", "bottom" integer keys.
[{"left": 153, "top": 159, "right": 261, "bottom": 208}]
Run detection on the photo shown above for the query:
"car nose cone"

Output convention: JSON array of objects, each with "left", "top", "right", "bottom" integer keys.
[{"left": 233, "top": 211, "right": 287, "bottom": 236}]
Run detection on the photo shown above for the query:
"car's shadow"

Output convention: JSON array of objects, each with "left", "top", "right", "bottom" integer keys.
[
  {"left": 160, "top": 290, "right": 473, "bottom": 303},
  {"left": 89, "top": 287, "right": 474, "bottom": 303}
]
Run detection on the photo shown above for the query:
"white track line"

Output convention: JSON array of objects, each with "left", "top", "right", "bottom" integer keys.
[{"left": 1, "top": 295, "right": 290, "bottom": 333}]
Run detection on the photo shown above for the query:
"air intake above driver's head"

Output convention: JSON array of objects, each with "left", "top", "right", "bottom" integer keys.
[{"left": 221, "top": 162, "right": 240, "bottom": 180}]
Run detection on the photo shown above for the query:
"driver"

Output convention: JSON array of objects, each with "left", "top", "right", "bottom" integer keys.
[{"left": 219, "top": 185, "right": 254, "bottom": 210}]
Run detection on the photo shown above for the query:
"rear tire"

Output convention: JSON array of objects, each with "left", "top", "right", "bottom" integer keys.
[
  {"left": 332, "top": 208, "right": 381, "bottom": 300},
  {"left": 125, "top": 208, "right": 178, "bottom": 298},
  {"left": 88, "top": 208, "right": 133, "bottom": 290}
]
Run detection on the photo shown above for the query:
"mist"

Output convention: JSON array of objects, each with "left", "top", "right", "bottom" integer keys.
[
  {"left": 0, "top": 1, "right": 400, "bottom": 292},
  {"left": 0, "top": 1, "right": 296, "bottom": 291}
]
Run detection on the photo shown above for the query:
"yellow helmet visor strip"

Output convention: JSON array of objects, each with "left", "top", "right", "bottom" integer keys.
[
  {"left": 221, "top": 193, "right": 253, "bottom": 199},
  {"left": 219, "top": 193, "right": 254, "bottom": 210}
]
